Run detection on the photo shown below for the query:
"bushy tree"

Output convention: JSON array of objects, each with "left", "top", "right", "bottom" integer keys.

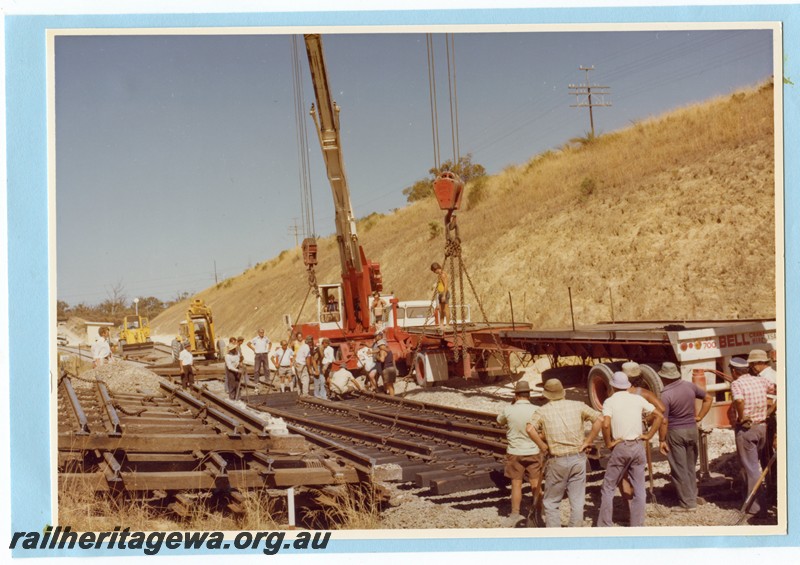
[
  {"left": 403, "top": 153, "right": 486, "bottom": 203},
  {"left": 430, "top": 153, "right": 486, "bottom": 184}
]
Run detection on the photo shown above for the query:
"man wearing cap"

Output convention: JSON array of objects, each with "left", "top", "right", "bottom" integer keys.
[
  {"left": 294, "top": 336, "right": 313, "bottom": 396},
  {"left": 656, "top": 362, "right": 712, "bottom": 512},
  {"left": 748, "top": 349, "right": 776, "bottom": 386},
  {"left": 272, "top": 340, "right": 295, "bottom": 393},
  {"left": 496, "top": 380, "right": 541, "bottom": 527},
  {"left": 748, "top": 349, "right": 778, "bottom": 497},
  {"left": 732, "top": 351, "right": 776, "bottom": 518},
  {"left": 247, "top": 328, "right": 272, "bottom": 386},
  {"left": 621, "top": 362, "right": 666, "bottom": 413},
  {"left": 598, "top": 371, "right": 663, "bottom": 527},
  {"left": 526, "top": 379, "right": 602, "bottom": 527},
  {"left": 329, "top": 361, "right": 364, "bottom": 399}
]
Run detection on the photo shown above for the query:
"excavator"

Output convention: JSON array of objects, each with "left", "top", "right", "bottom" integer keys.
[
  {"left": 179, "top": 298, "right": 217, "bottom": 360},
  {"left": 116, "top": 315, "right": 154, "bottom": 356}
]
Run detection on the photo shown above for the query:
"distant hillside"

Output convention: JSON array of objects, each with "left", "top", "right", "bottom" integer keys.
[{"left": 152, "top": 81, "right": 776, "bottom": 341}]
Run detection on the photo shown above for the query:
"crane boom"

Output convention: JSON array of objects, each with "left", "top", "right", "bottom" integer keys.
[
  {"left": 303, "top": 34, "right": 381, "bottom": 332},
  {"left": 304, "top": 33, "right": 361, "bottom": 274}
]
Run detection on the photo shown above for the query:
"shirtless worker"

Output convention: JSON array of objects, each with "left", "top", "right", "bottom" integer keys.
[{"left": 430, "top": 262, "right": 450, "bottom": 327}]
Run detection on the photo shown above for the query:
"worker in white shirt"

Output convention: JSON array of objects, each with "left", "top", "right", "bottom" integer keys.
[
  {"left": 247, "top": 328, "right": 272, "bottom": 386},
  {"left": 92, "top": 327, "right": 113, "bottom": 368},
  {"left": 329, "top": 361, "right": 364, "bottom": 399},
  {"left": 294, "top": 336, "right": 313, "bottom": 396},
  {"left": 178, "top": 346, "right": 195, "bottom": 387}
]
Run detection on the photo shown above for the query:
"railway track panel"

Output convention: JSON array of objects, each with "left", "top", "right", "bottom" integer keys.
[
  {"left": 248, "top": 392, "right": 507, "bottom": 495},
  {"left": 57, "top": 376, "right": 358, "bottom": 501}
]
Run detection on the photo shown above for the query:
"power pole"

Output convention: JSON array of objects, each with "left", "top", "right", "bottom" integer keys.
[
  {"left": 568, "top": 66, "right": 611, "bottom": 138},
  {"left": 287, "top": 218, "right": 302, "bottom": 248}
]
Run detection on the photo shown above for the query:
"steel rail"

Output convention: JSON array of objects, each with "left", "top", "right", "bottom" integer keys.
[
  {"left": 252, "top": 402, "right": 435, "bottom": 457},
  {"left": 96, "top": 382, "right": 122, "bottom": 436},
  {"left": 359, "top": 390, "right": 499, "bottom": 424},
  {"left": 60, "top": 376, "right": 90, "bottom": 435},
  {"left": 300, "top": 396, "right": 507, "bottom": 454},
  {"left": 159, "top": 381, "right": 243, "bottom": 437}
]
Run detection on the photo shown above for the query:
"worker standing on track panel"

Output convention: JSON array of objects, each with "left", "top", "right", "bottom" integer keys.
[
  {"left": 247, "top": 328, "right": 272, "bottom": 386},
  {"left": 318, "top": 338, "right": 334, "bottom": 399},
  {"left": 496, "top": 380, "right": 541, "bottom": 527},
  {"left": 178, "top": 344, "right": 195, "bottom": 388},
  {"left": 294, "top": 336, "right": 313, "bottom": 396},
  {"left": 598, "top": 371, "right": 663, "bottom": 527},
  {"left": 526, "top": 379, "right": 602, "bottom": 528},
  {"left": 656, "top": 361, "right": 712, "bottom": 512},
  {"left": 224, "top": 339, "right": 241, "bottom": 400},
  {"left": 272, "top": 340, "right": 295, "bottom": 393}
]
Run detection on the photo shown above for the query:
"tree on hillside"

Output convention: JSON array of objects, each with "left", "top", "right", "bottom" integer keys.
[
  {"left": 431, "top": 153, "right": 486, "bottom": 184},
  {"left": 137, "top": 296, "right": 165, "bottom": 319},
  {"left": 57, "top": 300, "right": 70, "bottom": 319},
  {"left": 105, "top": 280, "right": 127, "bottom": 318},
  {"left": 402, "top": 178, "right": 434, "bottom": 202},
  {"left": 402, "top": 153, "right": 486, "bottom": 203}
]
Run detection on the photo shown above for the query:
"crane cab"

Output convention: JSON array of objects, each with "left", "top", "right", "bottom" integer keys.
[{"left": 318, "top": 284, "right": 343, "bottom": 330}]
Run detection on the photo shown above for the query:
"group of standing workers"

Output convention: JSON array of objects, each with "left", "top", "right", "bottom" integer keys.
[
  {"left": 497, "top": 353, "right": 778, "bottom": 527},
  {"left": 200, "top": 328, "right": 396, "bottom": 401}
]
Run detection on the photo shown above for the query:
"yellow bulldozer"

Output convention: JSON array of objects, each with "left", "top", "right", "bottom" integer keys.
[
  {"left": 179, "top": 298, "right": 217, "bottom": 360},
  {"left": 117, "top": 315, "right": 154, "bottom": 356}
]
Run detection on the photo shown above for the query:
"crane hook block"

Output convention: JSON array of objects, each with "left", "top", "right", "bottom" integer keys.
[
  {"left": 433, "top": 171, "right": 464, "bottom": 212},
  {"left": 302, "top": 238, "right": 318, "bottom": 268}
]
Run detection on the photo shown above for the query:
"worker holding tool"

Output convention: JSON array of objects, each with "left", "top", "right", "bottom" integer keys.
[
  {"left": 732, "top": 352, "right": 776, "bottom": 519},
  {"left": 597, "top": 371, "right": 663, "bottom": 527},
  {"left": 496, "top": 380, "right": 542, "bottom": 527},
  {"left": 526, "top": 379, "right": 602, "bottom": 527},
  {"left": 656, "top": 361, "right": 712, "bottom": 512}
]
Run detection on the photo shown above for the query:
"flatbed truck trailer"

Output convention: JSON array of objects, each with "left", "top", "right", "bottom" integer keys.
[{"left": 481, "top": 318, "right": 777, "bottom": 428}]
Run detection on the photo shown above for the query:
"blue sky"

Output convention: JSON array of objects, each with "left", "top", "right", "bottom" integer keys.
[{"left": 55, "top": 28, "right": 774, "bottom": 305}]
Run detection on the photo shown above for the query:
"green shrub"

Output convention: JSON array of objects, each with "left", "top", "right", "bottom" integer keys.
[{"left": 428, "top": 221, "right": 442, "bottom": 240}]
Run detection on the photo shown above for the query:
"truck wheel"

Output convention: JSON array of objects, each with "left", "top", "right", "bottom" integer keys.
[
  {"left": 414, "top": 353, "right": 427, "bottom": 387},
  {"left": 587, "top": 363, "right": 616, "bottom": 411},
  {"left": 477, "top": 371, "right": 499, "bottom": 384},
  {"left": 635, "top": 363, "right": 664, "bottom": 397}
]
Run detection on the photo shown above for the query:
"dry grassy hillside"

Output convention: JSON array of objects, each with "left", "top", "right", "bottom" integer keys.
[{"left": 152, "top": 82, "right": 776, "bottom": 340}]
